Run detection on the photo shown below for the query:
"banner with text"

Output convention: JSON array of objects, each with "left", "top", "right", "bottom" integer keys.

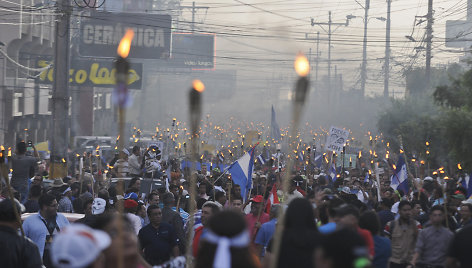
[
  {"left": 36, "top": 59, "right": 143, "bottom": 89},
  {"left": 326, "top": 126, "right": 350, "bottom": 153},
  {"left": 79, "top": 12, "right": 172, "bottom": 59},
  {"left": 170, "top": 33, "right": 215, "bottom": 69}
]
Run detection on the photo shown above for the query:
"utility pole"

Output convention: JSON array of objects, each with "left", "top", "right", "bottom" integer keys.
[
  {"left": 360, "top": 0, "right": 370, "bottom": 98},
  {"left": 425, "top": 0, "right": 433, "bottom": 89},
  {"left": 384, "top": 0, "right": 391, "bottom": 99},
  {"left": 305, "top": 31, "right": 321, "bottom": 83},
  {"left": 50, "top": 0, "right": 71, "bottom": 179},
  {"left": 311, "top": 12, "right": 351, "bottom": 93},
  {"left": 316, "top": 31, "right": 320, "bottom": 83},
  {"left": 181, "top": 1, "right": 209, "bottom": 33}
]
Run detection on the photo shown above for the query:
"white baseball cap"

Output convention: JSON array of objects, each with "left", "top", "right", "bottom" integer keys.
[{"left": 51, "top": 224, "right": 111, "bottom": 268}]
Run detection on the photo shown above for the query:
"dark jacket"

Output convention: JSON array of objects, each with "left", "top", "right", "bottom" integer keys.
[
  {"left": 0, "top": 225, "right": 43, "bottom": 268},
  {"left": 161, "top": 207, "right": 186, "bottom": 253}
]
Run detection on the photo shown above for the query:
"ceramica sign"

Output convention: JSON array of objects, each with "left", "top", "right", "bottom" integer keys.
[{"left": 79, "top": 12, "right": 172, "bottom": 59}]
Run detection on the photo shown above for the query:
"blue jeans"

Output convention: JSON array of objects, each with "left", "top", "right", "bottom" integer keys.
[{"left": 11, "top": 181, "right": 29, "bottom": 204}]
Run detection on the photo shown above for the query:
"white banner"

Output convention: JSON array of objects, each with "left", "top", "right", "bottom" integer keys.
[{"left": 326, "top": 126, "right": 349, "bottom": 153}]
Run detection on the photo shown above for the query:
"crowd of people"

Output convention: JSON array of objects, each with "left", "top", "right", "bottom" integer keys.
[{"left": 1, "top": 140, "right": 472, "bottom": 268}]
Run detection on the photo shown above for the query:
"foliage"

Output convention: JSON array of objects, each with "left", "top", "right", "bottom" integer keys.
[
  {"left": 378, "top": 63, "right": 470, "bottom": 172},
  {"left": 433, "top": 66, "right": 472, "bottom": 171},
  {"left": 377, "top": 97, "right": 442, "bottom": 166}
]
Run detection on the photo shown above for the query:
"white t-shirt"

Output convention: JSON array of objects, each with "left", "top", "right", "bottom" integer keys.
[
  {"left": 126, "top": 213, "right": 142, "bottom": 234},
  {"left": 285, "top": 190, "right": 303, "bottom": 204}
]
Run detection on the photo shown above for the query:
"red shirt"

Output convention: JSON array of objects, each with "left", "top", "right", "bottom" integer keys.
[
  {"left": 246, "top": 212, "right": 270, "bottom": 241},
  {"left": 192, "top": 226, "right": 204, "bottom": 257},
  {"left": 357, "top": 227, "right": 375, "bottom": 257}
]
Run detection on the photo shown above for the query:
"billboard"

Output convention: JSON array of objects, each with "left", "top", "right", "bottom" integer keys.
[
  {"left": 36, "top": 58, "right": 143, "bottom": 89},
  {"left": 170, "top": 33, "right": 215, "bottom": 69},
  {"left": 445, "top": 20, "right": 472, "bottom": 48},
  {"left": 79, "top": 12, "right": 172, "bottom": 59}
]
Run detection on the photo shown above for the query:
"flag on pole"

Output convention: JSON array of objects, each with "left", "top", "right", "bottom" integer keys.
[
  {"left": 218, "top": 153, "right": 224, "bottom": 162},
  {"left": 265, "top": 183, "right": 280, "bottom": 213},
  {"left": 314, "top": 155, "right": 323, "bottom": 168},
  {"left": 228, "top": 146, "right": 256, "bottom": 201},
  {"left": 257, "top": 154, "right": 266, "bottom": 165},
  {"left": 390, "top": 155, "right": 409, "bottom": 194},
  {"left": 329, "top": 163, "right": 337, "bottom": 182},
  {"left": 298, "top": 151, "right": 304, "bottom": 162},
  {"left": 270, "top": 105, "right": 281, "bottom": 141}
]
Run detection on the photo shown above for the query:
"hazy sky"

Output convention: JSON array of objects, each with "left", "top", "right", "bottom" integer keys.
[{"left": 179, "top": 0, "right": 469, "bottom": 97}]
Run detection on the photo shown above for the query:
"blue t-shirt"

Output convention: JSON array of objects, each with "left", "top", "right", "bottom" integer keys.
[
  {"left": 373, "top": 235, "right": 391, "bottom": 268},
  {"left": 138, "top": 222, "right": 177, "bottom": 266},
  {"left": 318, "top": 222, "right": 337, "bottom": 234},
  {"left": 23, "top": 213, "right": 70, "bottom": 257},
  {"left": 254, "top": 218, "right": 277, "bottom": 256}
]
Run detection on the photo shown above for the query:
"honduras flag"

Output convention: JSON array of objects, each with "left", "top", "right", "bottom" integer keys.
[
  {"left": 314, "top": 155, "right": 323, "bottom": 168},
  {"left": 390, "top": 155, "right": 409, "bottom": 194},
  {"left": 298, "top": 151, "right": 304, "bottom": 162},
  {"left": 257, "top": 154, "right": 266, "bottom": 165},
  {"left": 229, "top": 146, "right": 256, "bottom": 201},
  {"left": 329, "top": 163, "right": 337, "bottom": 182}
]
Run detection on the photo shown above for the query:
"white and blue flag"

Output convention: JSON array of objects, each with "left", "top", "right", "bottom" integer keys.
[
  {"left": 229, "top": 146, "right": 256, "bottom": 201},
  {"left": 390, "top": 155, "right": 409, "bottom": 194},
  {"left": 257, "top": 154, "right": 266, "bottom": 165}
]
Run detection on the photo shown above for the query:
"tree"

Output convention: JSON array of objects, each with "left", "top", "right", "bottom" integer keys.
[{"left": 434, "top": 66, "right": 472, "bottom": 171}]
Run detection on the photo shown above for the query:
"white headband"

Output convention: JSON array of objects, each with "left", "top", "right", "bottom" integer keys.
[{"left": 203, "top": 230, "right": 250, "bottom": 268}]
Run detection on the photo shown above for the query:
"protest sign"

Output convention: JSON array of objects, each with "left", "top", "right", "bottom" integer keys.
[{"left": 326, "top": 126, "right": 349, "bottom": 153}]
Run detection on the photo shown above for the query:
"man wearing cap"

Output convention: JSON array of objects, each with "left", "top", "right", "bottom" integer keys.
[
  {"left": 0, "top": 198, "right": 43, "bottom": 267},
  {"left": 124, "top": 198, "right": 142, "bottom": 234},
  {"left": 192, "top": 201, "right": 221, "bottom": 256},
  {"left": 245, "top": 195, "right": 270, "bottom": 242},
  {"left": 58, "top": 186, "right": 74, "bottom": 213},
  {"left": 23, "top": 193, "right": 70, "bottom": 267}
]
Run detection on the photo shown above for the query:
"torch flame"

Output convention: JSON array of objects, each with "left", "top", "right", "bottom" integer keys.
[
  {"left": 192, "top": 80, "right": 205, "bottom": 93},
  {"left": 117, "top": 29, "right": 134, "bottom": 58},
  {"left": 458, "top": 163, "right": 462, "bottom": 170},
  {"left": 358, "top": 151, "right": 362, "bottom": 158},
  {"left": 294, "top": 53, "right": 310, "bottom": 77},
  {"left": 0, "top": 145, "right": 4, "bottom": 151},
  {"left": 8, "top": 147, "right": 11, "bottom": 157},
  {"left": 61, "top": 158, "right": 66, "bottom": 163}
]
